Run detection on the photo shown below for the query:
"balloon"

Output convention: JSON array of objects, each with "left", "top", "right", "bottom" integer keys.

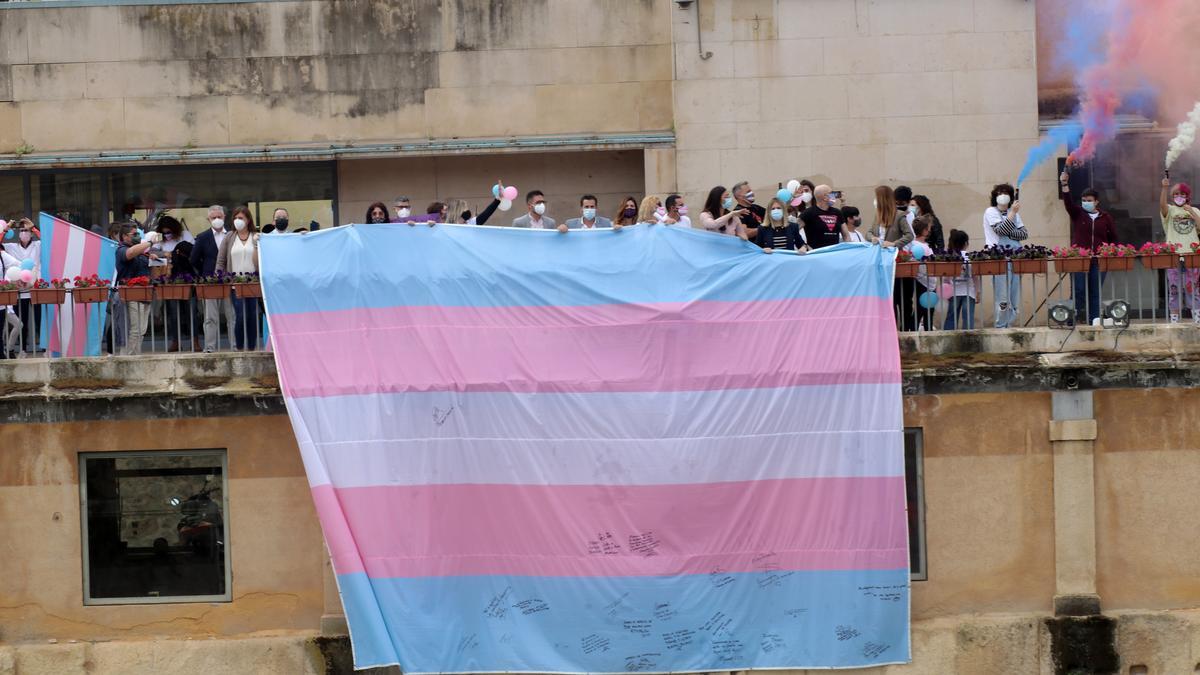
[
  {"left": 501, "top": 186, "right": 518, "bottom": 201},
  {"left": 4, "top": 267, "right": 20, "bottom": 282},
  {"left": 18, "top": 270, "right": 32, "bottom": 284},
  {"left": 919, "top": 291, "right": 939, "bottom": 309},
  {"left": 790, "top": 197, "right": 803, "bottom": 207},
  {"left": 776, "top": 189, "right": 793, "bottom": 204},
  {"left": 786, "top": 180, "right": 801, "bottom": 193},
  {"left": 492, "top": 183, "right": 502, "bottom": 199},
  {"left": 911, "top": 246, "right": 926, "bottom": 261},
  {"left": 20, "top": 259, "right": 34, "bottom": 270},
  {"left": 498, "top": 199, "right": 513, "bottom": 212},
  {"left": 940, "top": 282, "right": 954, "bottom": 298}
]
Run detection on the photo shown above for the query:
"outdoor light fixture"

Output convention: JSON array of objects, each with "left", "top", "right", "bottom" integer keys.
[
  {"left": 1049, "top": 302, "right": 1074, "bottom": 327},
  {"left": 1104, "top": 300, "right": 1130, "bottom": 327}
]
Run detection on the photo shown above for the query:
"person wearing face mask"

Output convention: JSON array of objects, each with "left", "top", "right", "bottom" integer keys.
[
  {"left": 870, "top": 186, "right": 896, "bottom": 245},
  {"left": 913, "top": 195, "right": 943, "bottom": 251},
  {"left": 115, "top": 223, "right": 162, "bottom": 355},
  {"left": 261, "top": 208, "right": 290, "bottom": 234},
  {"left": 841, "top": 206, "right": 866, "bottom": 243},
  {"left": 216, "top": 206, "right": 261, "bottom": 351},
  {"left": 663, "top": 195, "right": 692, "bottom": 227},
  {"left": 151, "top": 215, "right": 195, "bottom": 352},
  {"left": 731, "top": 181, "right": 766, "bottom": 241},
  {"left": 800, "top": 185, "right": 846, "bottom": 250},
  {"left": 699, "top": 185, "right": 748, "bottom": 238},
  {"left": 636, "top": 195, "right": 663, "bottom": 225},
  {"left": 613, "top": 196, "right": 639, "bottom": 228},
  {"left": 565, "top": 195, "right": 614, "bottom": 230},
  {"left": 392, "top": 196, "right": 412, "bottom": 223},
  {"left": 366, "top": 202, "right": 390, "bottom": 225},
  {"left": 983, "top": 183, "right": 1028, "bottom": 328},
  {"left": 1061, "top": 172, "right": 1117, "bottom": 324},
  {"left": 3, "top": 219, "right": 41, "bottom": 354},
  {"left": 1159, "top": 177, "right": 1200, "bottom": 323},
  {"left": 512, "top": 190, "right": 560, "bottom": 231},
  {"left": 191, "top": 205, "right": 236, "bottom": 353},
  {"left": 755, "top": 198, "right": 801, "bottom": 252}
]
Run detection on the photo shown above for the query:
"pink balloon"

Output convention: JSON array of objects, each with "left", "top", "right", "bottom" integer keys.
[
  {"left": 19, "top": 270, "right": 33, "bottom": 284},
  {"left": 790, "top": 197, "right": 803, "bottom": 207},
  {"left": 501, "top": 186, "right": 518, "bottom": 201}
]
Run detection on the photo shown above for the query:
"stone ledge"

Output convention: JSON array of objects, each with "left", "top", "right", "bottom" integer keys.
[{"left": 1049, "top": 419, "right": 1098, "bottom": 442}]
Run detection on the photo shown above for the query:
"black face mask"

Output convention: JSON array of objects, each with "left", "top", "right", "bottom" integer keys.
[
  {"left": 371, "top": 215, "right": 388, "bottom": 224},
  {"left": 274, "top": 217, "right": 288, "bottom": 231}
]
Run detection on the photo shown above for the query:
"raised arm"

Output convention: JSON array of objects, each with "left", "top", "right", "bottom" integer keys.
[
  {"left": 1060, "top": 172, "right": 1081, "bottom": 218},
  {"left": 1161, "top": 177, "right": 1171, "bottom": 219}
]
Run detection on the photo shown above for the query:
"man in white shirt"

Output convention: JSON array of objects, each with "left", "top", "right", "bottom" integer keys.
[
  {"left": 664, "top": 195, "right": 692, "bottom": 227},
  {"left": 564, "top": 195, "right": 614, "bottom": 230},
  {"left": 512, "top": 190, "right": 561, "bottom": 231}
]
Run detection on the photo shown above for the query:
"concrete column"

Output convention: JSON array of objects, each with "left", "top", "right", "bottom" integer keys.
[
  {"left": 643, "top": 148, "right": 677, "bottom": 196},
  {"left": 320, "top": 554, "right": 348, "bottom": 635},
  {"left": 1049, "top": 391, "right": 1101, "bottom": 616}
]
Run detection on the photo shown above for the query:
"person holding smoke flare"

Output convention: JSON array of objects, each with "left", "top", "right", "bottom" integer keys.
[
  {"left": 1160, "top": 177, "right": 1200, "bottom": 323},
  {"left": 982, "top": 184, "right": 1027, "bottom": 329}
]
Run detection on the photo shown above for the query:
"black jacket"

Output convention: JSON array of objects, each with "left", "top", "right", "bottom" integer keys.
[
  {"left": 190, "top": 228, "right": 224, "bottom": 277},
  {"left": 755, "top": 222, "right": 803, "bottom": 250}
]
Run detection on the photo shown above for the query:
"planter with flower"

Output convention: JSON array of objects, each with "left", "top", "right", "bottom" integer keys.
[
  {"left": 1010, "top": 245, "right": 1050, "bottom": 275},
  {"left": 119, "top": 275, "right": 154, "bottom": 302},
  {"left": 31, "top": 278, "right": 67, "bottom": 305},
  {"left": 155, "top": 273, "right": 195, "bottom": 301},
  {"left": 195, "top": 271, "right": 233, "bottom": 300},
  {"left": 1096, "top": 243, "right": 1138, "bottom": 272},
  {"left": 966, "top": 246, "right": 1009, "bottom": 276},
  {"left": 1187, "top": 242, "right": 1200, "bottom": 269},
  {"left": 1051, "top": 245, "right": 1092, "bottom": 273},
  {"left": 0, "top": 279, "right": 20, "bottom": 307},
  {"left": 71, "top": 275, "right": 111, "bottom": 304},
  {"left": 1139, "top": 241, "right": 1182, "bottom": 270},
  {"left": 894, "top": 249, "right": 918, "bottom": 278},
  {"left": 924, "top": 250, "right": 965, "bottom": 277},
  {"left": 232, "top": 272, "right": 262, "bottom": 299}
]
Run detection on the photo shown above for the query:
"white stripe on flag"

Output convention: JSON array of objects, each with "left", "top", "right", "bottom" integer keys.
[{"left": 59, "top": 226, "right": 87, "bottom": 354}]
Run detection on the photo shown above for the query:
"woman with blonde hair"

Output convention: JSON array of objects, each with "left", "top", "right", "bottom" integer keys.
[
  {"left": 636, "top": 195, "right": 662, "bottom": 225},
  {"left": 872, "top": 186, "right": 897, "bottom": 246},
  {"left": 614, "top": 196, "right": 639, "bottom": 228}
]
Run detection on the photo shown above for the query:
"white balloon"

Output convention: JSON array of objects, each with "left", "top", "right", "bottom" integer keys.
[
  {"left": 786, "top": 179, "right": 801, "bottom": 193},
  {"left": 4, "top": 267, "right": 21, "bottom": 282},
  {"left": 498, "top": 199, "right": 513, "bottom": 212}
]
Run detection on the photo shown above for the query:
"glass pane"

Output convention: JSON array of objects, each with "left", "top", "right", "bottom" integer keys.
[
  {"left": 84, "top": 452, "right": 227, "bottom": 602},
  {"left": 32, "top": 173, "right": 106, "bottom": 235},
  {"left": 0, "top": 175, "right": 24, "bottom": 224},
  {"left": 904, "top": 430, "right": 925, "bottom": 578}
]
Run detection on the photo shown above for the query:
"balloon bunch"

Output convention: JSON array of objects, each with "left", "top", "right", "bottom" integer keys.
[{"left": 492, "top": 183, "right": 519, "bottom": 212}]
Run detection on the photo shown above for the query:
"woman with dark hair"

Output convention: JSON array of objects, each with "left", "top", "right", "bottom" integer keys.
[
  {"left": 167, "top": 239, "right": 200, "bottom": 352},
  {"left": 912, "top": 195, "right": 943, "bottom": 251},
  {"left": 698, "top": 186, "right": 747, "bottom": 238},
  {"left": 215, "top": 206, "right": 260, "bottom": 351},
  {"left": 155, "top": 215, "right": 195, "bottom": 352},
  {"left": 982, "top": 183, "right": 1027, "bottom": 328},
  {"left": 943, "top": 229, "right": 977, "bottom": 330},
  {"left": 614, "top": 196, "right": 639, "bottom": 228},
  {"left": 366, "top": 202, "right": 390, "bottom": 224}
]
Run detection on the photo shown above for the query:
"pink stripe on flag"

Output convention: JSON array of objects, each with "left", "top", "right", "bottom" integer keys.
[
  {"left": 311, "top": 477, "right": 908, "bottom": 578},
  {"left": 46, "top": 219, "right": 72, "bottom": 354},
  {"left": 68, "top": 233, "right": 102, "bottom": 356},
  {"left": 276, "top": 310, "right": 899, "bottom": 398}
]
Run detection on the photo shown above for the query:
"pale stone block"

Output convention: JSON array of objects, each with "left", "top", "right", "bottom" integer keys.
[
  {"left": 643, "top": 148, "right": 677, "bottom": 195},
  {"left": 885, "top": 141, "right": 978, "bottom": 185},
  {"left": 12, "top": 63, "right": 86, "bottom": 101},
  {"left": 0, "top": 10, "right": 29, "bottom": 65},
  {"left": 124, "top": 96, "right": 230, "bottom": 149},
  {"left": 733, "top": 38, "right": 823, "bottom": 79},
  {"left": 673, "top": 0, "right": 734, "bottom": 45},
  {"left": 676, "top": 122, "right": 738, "bottom": 150},
  {"left": 13, "top": 643, "right": 88, "bottom": 675},
  {"left": 226, "top": 93, "right": 330, "bottom": 145},
  {"left": 805, "top": 117, "right": 887, "bottom": 146},
  {"left": 675, "top": 148, "right": 722, "bottom": 192},
  {"left": 953, "top": 69, "right": 1037, "bottom": 115},
  {"left": 718, "top": 146, "right": 807, "bottom": 193},
  {"left": 1053, "top": 442, "right": 1098, "bottom": 595},
  {"left": 777, "top": 0, "right": 860, "bottom": 39},
  {"left": 924, "top": 32, "right": 1035, "bottom": 72},
  {"left": 823, "top": 35, "right": 924, "bottom": 75},
  {"left": 86, "top": 61, "right": 201, "bottom": 100},
  {"left": 1049, "top": 420, "right": 1099, "bottom": 442},
  {"left": 674, "top": 77, "right": 759, "bottom": 124},
  {"left": 736, "top": 121, "right": 804, "bottom": 150},
  {"left": 730, "top": 0, "right": 778, "bottom": 42},
  {"left": 637, "top": 81, "right": 674, "bottom": 130},
  {"left": 0, "top": 103, "right": 21, "bottom": 153},
  {"left": 848, "top": 72, "right": 954, "bottom": 118},
  {"left": 576, "top": 0, "right": 671, "bottom": 48},
  {"left": 811, "top": 144, "right": 887, "bottom": 189},
  {"left": 437, "top": 49, "right": 559, "bottom": 89},
  {"left": 0, "top": 66, "right": 9, "bottom": 103},
  {"left": 20, "top": 98, "right": 125, "bottom": 152},
  {"left": 258, "top": 0, "right": 317, "bottom": 58},
  {"left": 953, "top": 618, "right": 1044, "bottom": 675},
  {"left": 977, "top": 139, "right": 1037, "bottom": 186},
  {"left": 975, "top": 0, "right": 1036, "bottom": 32},
  {"left": 867, "top": 0, "right": 975, "bottom": 36},
  {"left": 766, "top": 76, "right": 849, "bottom": 121},
  {"left": 535, "top": 83, "right": 640, "bottom": 134},
  {"left": 26, "top": 7, "right": 122, "bottom": 64},
  {"left": 423, "top": 86, "right": 530, "bottom": 138},
  {"left": 328, "top": 92, "right": 425, "bottom": 142},
  {"left": 674, "top": 40, "right": 736, "bottom": 81}
]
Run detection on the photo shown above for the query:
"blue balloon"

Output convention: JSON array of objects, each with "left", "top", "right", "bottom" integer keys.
[
  {"left": 492, "top": 183, "right": 502, "bottom": 199},
  {"left": 911, "top": 246, "right": 926, "bottom": 261},
  {"left": 19, "top": 259, "right": 34, "bottom": 270},
  {"left": 776, "top": 188, "right": 793, "bottom": 204},
  {"left": 919, "top": 291, "right": 939, "bottom": 309}
]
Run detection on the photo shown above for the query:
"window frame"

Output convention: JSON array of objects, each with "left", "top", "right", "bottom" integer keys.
[
  {"left": 79, "top": 448, "right": 232, "bottom": 606},
  {"left": 904, "top": 428, "right": 928, "bottom": 582}
]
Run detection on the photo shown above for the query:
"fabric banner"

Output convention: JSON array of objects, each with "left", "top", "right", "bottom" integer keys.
[
  {"left": 261, "top": 223, "right": 909, "bottom": 673},
  {"left": 37, "top": 213, "right": 116, "bottom": 357}
]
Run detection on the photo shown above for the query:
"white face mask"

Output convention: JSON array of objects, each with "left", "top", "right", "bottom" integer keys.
[
  {"left": 800, "top": 192, "right": 813, "bottom": 204},
  {"left": 396, "top": 207, "right": 410, "bottom": 219},
  {"left": 907, "top": 204, "right": 918, "bottom": 215},
  {"left": 582, "top": 207, "right": 596, "bottom": 220},
  {"left": 770, "top": 208, "right": 784, "bottom": 222},
  {"left": 233, "top": 218, "right": 247, "bottom": 231},
  {"left": 872, "top": 199, "right": 878, "bottom": 209},
  {"left": 996, "top": 194, "right": 1012, "bottom": 208},
  {"left": 18, "top": 231, "right": 31, "bottom": 244},
  {"left": 211, "top": 218, "right": 225, "bottom": 229},
  {"left": 1175, "top": 196, "right": 1188, "bottom": 207},
  {"left": 533, "top": 203, "right": 546, "bottom": 216}
]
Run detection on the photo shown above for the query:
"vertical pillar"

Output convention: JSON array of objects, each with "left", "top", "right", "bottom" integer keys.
[
  {"left": 1049, "top": 391, "right": 1101, "bottom": 616},
  {"left": 320, "top": 554, "right": 348, "bottom": 635},
  {"left": 643, "top": 148, "right": 677, "bottom": 197}
]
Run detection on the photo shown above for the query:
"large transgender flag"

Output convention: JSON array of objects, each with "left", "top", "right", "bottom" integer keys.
[
  {"left": 38, "top": 213, "right": 117, "bottom": 357},
  {"left": 261, "top": 224, "right": 910, "bottom": 673}
]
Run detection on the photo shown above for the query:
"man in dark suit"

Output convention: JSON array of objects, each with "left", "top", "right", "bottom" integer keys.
[{"left": 190, "top": 205, "right": 235, "bottom": 352}]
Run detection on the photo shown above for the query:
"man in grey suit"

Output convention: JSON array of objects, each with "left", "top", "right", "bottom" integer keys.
[
  {"left": 512, "top": 190, "right": 564, "bottom": 232},
  {"left": 564, "top": 195, "right": 614, "bottom": 230}
]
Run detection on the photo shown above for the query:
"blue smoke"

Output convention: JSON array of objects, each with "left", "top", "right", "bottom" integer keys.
[{"left": 1017, "top": 122, "right": 1084, "bottom": 186}]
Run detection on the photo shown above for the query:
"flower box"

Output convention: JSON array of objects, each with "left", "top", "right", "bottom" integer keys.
[
  {"left": 1142, "top": 253, "right": 1179, "bottom": 270},
  {"left": 1054, "top": 257, "right": 1092, "bottom": 274},
  {"left": 0, "top": 290, "right": 19, "bottom": 306},
  {"left": 195, "top": 284, "right": 231, "bottom": 300},
  {"left": 119, "top": 285, "right": 154, "bottom": 303},
  {"left": 150, "top": 265, "right": 171, "bottom": 280},
  {"left": 926, "top": 261, "right": 963, "bottom": 277},
  {"left": 31, "top": 288, "right": 66, "bottom": 305},
  {"left": 158, "top": 284, "right": 193, "bottom": 301},
  {"left": 1097, "top": 256, "right": 1135, "bottom": 273},
  {"left": 1012, "top": 259, "right": 1048, "bottom": 275},
  {"left": 895, "top": 262, "right": 919, "bottom": 279},
  {"left": 1184, "top": 253, "right": 1200, "bottom": 270},
  {"left": 233, "top": 282, "right": 262, "bottom": 299},
  {"left": 72, "top": 286, "right": 109, "bottom": 304},
  {"left": 971, "top": 259, "right": 1008, "bottom": 276}
]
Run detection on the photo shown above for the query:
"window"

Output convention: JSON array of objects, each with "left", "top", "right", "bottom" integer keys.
[
  {"left": 904, "top": 428, "right": 927, "bottom": 581},
  {"left": 80, "top": 450, "right": 230, "bottom": 604}
]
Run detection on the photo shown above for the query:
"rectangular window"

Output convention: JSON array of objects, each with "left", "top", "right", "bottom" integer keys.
[
  {"left": 80, "top": 450, "right": 230, "bottom": 605},
  {"left": 904, "top": 428, "right": 927, "bottom": 581}
]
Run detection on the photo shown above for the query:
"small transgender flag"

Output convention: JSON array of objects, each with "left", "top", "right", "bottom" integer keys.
[
  {"left": 38, "top": 213, "right": 117, "bottom": 357},
  {"left": 261, "top": 224, "right": 910, "bottom": 673}
]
